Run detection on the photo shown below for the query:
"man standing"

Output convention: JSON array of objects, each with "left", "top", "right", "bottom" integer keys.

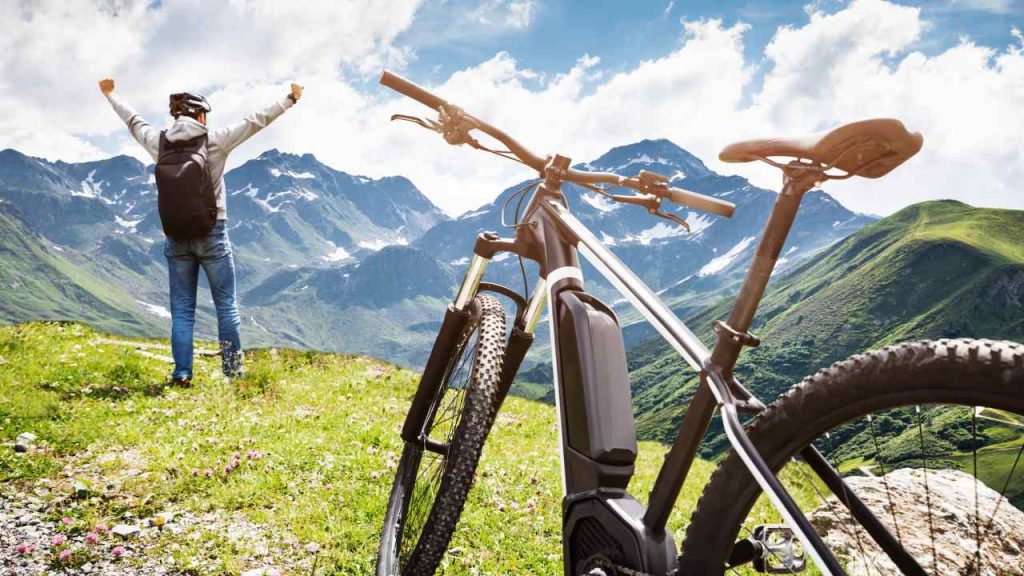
[{"left": 99, "top": 78, "right": 302, "bottom": 386}]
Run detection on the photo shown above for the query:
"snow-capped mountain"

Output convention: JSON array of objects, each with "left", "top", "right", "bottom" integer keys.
[{"left": 0, "top": 139, "right": 874, "bottom": 367}]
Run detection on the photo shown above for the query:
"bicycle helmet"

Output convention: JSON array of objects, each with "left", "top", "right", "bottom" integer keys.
[{"left": 168, "top": 92, "right": 212, "bottom": 119}]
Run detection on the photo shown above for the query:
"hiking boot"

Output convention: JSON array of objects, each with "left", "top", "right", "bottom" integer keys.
[{"left": 170, "top": 376, "right": 192, "bottom": 388}]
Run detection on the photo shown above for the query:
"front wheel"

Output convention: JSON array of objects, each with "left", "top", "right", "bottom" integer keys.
[
  {"left": 377, "top": 294, "right": 507, "bottom": 576},
  {"left": 678, "top": 338, "right": 1024, "bottom": 575}
]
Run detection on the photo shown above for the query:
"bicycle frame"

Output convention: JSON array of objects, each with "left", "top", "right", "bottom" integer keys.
[{"left": 408, "top": 155, "right": 858, "bottom": 575}]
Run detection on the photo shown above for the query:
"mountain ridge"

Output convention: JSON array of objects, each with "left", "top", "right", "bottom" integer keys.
[
  {"left": 627, "top": 199, "right": 1024, "bottom": 444},
  {"left": 0, "top": 139, "right": 874, "bottom": 368}
]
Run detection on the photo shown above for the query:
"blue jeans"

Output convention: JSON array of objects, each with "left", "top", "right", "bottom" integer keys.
[{"left": 164, "top": 221, "right": 242, "bottom": 379}]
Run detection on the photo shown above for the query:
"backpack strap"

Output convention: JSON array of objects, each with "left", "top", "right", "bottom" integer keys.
[{"left": 160, "top": 132, "right": 208, "bottom": 153}]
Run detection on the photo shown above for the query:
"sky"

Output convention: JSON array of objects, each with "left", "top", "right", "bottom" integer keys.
[{"left": 0, "top": 0, "right": 1021, "bottom": 216}]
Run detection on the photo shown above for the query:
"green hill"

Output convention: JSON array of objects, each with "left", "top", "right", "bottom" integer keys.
[
  {"left": 0, "top": 322, "right": 814, "bottom": 575},
  {"left": 0, "top": 208, "right": 162, "bottom": 336},
  {"left": 630, "top": 201, "right": 1024, "bottom": 448}
]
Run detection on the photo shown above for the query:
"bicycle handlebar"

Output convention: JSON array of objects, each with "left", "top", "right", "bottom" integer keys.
[
  {"left": 380, "top": 71, "right": 448, "bottom": 112},
  {"left": 667, "top": 187, "right": 735, "bottom": 217},
  {"left": 380, "top": 70, "right": 735, "bottom": 218}
]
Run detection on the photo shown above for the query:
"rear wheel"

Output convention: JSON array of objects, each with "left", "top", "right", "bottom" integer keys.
[
  {"left": 377, "top": 294, "right": 506, "bottom": 576},
  {"left": 678, "top": 339, "right": 1024, "bottom": 575}
]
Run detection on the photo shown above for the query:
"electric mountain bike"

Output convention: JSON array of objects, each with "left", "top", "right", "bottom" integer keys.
[{"left": 374, "top": 70, "right": 1024, "bottom": 576}]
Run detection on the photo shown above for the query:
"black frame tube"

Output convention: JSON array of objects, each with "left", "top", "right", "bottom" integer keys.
[{"left": 800, "top": 446, "right": 928, "bottom": 575}]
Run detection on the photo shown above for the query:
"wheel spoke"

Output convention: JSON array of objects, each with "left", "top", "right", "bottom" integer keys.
[
  {"left": 790, "top": 451, "right": 877, "bottom": 575},
  {"left": 915, "top": 405, "right": 939, "bottom": 574},
  {"left": 867, "top": 414, "right": 903, "bottom": 546},
  {"left": 972, "top": 406, "right": 982, "bottom": 574},
  {"left": 974, "top": 435, "right": 1024, "bottom": 575}
]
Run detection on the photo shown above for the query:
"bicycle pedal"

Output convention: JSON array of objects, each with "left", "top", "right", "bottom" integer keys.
[{"left": 746, "top": 524, "right": 807, "bottom": 573}]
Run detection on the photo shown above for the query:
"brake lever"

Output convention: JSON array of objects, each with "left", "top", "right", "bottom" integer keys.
[
  {"left": 610, "top": 193, "right": 692, "bottom": 232},
  {"left": 651, "top": 208, "right": 691, "bottom": 232},
  {"left": 390, "top": 113, "right": 443, "bottom": 133}
]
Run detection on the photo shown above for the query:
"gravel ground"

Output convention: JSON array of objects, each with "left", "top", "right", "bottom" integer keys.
[{"left": 1, "top": 489, "right": 317, "bottom": 575}]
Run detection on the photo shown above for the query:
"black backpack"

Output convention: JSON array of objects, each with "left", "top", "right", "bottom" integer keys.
[{"left": 155, "top": 132, "right": 217, "bottom": 240}]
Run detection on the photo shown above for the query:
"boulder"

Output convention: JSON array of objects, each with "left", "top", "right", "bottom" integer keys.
[{"left": 810, "top": 468, "right": 1024, "bottom": 575}]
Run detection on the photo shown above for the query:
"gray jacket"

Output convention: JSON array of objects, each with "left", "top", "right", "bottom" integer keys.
[{"left": 106, "top": 91, "right": 294, "bottom": 220}]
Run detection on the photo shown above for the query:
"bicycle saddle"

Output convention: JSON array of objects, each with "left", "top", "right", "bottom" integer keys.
[{"left": 719, "top": 118, "right": 923, "bottom": 179}]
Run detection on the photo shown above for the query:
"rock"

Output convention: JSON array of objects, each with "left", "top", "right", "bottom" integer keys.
[
  {"left": 810, "top": 468, "right": 1024, "bottom": 575},
  {"left": 73, "top": 479, "right": 92, "bottom": 499},
  {"left": 304, "top": 541, "right": 320, "bottom": 554},
  {"left": 14, "top": 442, "right": 27, "bottom": 453},
  {"left": 16, "top": 432, "right": 36, "bottom": 444},
  {"left": 112, "top": 523, "right": 141, "bottom": 538}
]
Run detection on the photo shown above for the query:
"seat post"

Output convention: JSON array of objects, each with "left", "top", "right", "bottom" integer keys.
[{"left": 709, "top": 167, "right": 820, "bottom": 377}]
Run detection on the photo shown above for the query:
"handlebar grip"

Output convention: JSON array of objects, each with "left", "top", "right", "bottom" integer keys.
[
  {"left": 380, "top": 71, "right": 447, "bottom": 111},
  {"left": 666, "top": 187, "right": 735, "bottom": 218}
]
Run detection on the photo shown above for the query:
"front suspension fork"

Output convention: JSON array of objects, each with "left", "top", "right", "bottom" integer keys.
[{"left": 402, "top": 252, "right": 545, "bottom": 443}]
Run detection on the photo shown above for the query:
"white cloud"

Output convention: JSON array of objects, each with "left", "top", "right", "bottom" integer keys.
[
  {"left": 1, "top": 0, "right": 1022, "bottom": 217},
  {"left": 947, "top": 0, "right": 1017, "bottom": 14},
  {"left": 469, "top": 0, "right": 538, "bottom": 30},
  {"left": 0, "top": 0, "right": 423, "bottom": 160}
]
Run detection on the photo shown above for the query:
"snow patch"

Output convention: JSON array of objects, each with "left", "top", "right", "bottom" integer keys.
[
  {"left": 684, "top": 212, "right": 714, "bottom": 236},
  {"left": 580, "top": 192, "right": 618, "bottom": 213},
  {"left": 270, "top": 168, "right": 316, "bottom": 179},
  {"left": 320, "top": 242, "right": 351, "bottom": 263},
  {"left": 699, "top": 236, "right": 756, "bottom": 276},
  {"left": 458, "top": 208, "right": 488, "bottom": 220},
  {"left": 358, "top": 237, "right": 409, "bottom": 251},
  {"left": 115, "top": 215, "right": 142, "bottom": 230},
  {"left": 249, "top": 314, "right": 268, "bottom": 332},
  {"left": 620, "top": 222, "right": 687, "bottom": 245},
  {"left": 599, "top": 232, "right": 618, "bottom": 247},
  {"left": 136, "top": 300, "right": 171, "bottom": 319},
  {"left": 670, "top": 170, "right": 686, "bottom": 182},
  {"left": 73, "top": 170, "right": 112, "bottom": 203},
  {"left": 657, "top": 275, "right": 693, "bottom": 295},
  {"left": 450, "top": 257, "right": 470, "bottom": 266},
  {"left": 493, "top": 252, "right": 513, "bottom": 262},
  {"left": 612, "top": 154, "right": 675, "bottom": 171}
]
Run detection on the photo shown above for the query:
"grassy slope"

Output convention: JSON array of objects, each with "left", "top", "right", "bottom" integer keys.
[
  {"left": 1, "top": 322, "right": 819, "bottom": 575},
  {"left": 630, "top": 201, "right": 1024, "bottom": 444},
  {"left": 0, "top": 210, "right": 161, "bottom": 336}
]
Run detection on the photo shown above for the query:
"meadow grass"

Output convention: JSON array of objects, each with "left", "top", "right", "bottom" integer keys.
[{"left": 1, "top": 322, "right": 806, "bottom": 575}]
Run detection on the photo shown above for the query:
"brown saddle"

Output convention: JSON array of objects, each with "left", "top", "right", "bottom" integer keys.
[{"left": 719, "top": 118, "right": 923, "bottom": 179}]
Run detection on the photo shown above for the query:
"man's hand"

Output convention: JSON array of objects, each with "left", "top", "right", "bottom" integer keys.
[
  {"left": 290, "top": 82, "right": 303, "bottom": 103},
  {"left": 98, "top": 78, "right": 115, "bottom": 95}
]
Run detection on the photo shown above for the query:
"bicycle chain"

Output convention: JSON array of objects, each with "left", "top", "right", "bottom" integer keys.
[{"left": 584, "top": 555, "right": 655, "bottom": 576}]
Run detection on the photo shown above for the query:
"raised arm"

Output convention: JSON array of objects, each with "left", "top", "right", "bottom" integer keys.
[
  {"left": 99, "top": 78, "right": 160, "bottom": 161},
  {"left": 209, "top": 83, "right": 303, "bottom": 153}
]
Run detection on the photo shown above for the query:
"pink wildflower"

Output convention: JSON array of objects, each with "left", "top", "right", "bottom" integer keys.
[
  {"left": 51, "top": 535, "right": 66, "bottom": 547},
  {"left": 58, "top": 549, "right": 72, "bottom": 562},
  {"left": 203, "top": 469, "right": 212, "bottom": 478},
  {"left": 111, "top": 545, "right": 125, "bottom": 559},
  {"left": 15, "top": 542, "right": 31, "bottom": 554},
  {"left": 191, "top": 468, "right": 200, "bottom": 477},
  {"left": 61, "top": 516, "right": 74, "bottom": 526},
  {"left": 85, "top": 532, "right": 99, "bottom": 544},
  {"left": 95, "top": 523, "right": 109, "bottom": 533},
  {"left": 247, "top": 450, "right": 258, "bottom": 460}
]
